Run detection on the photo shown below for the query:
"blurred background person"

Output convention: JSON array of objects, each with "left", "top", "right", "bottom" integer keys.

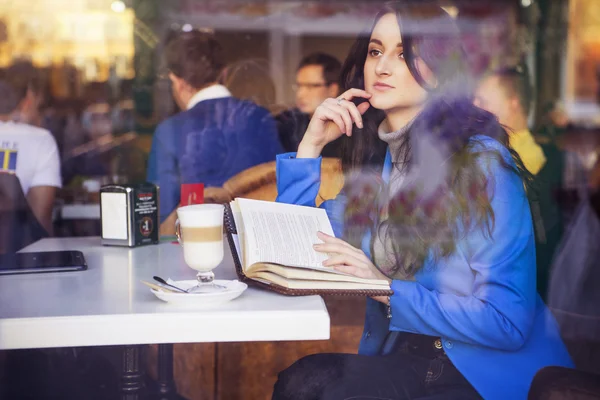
[
  {"left": 219, "top": 58, "right": 283, "bottom": 115},
  {"left": 474, "top": 64, "right": 546, "bottom": 176},
  {"left": 276, "top": 52, "right": 342, "bottom": 157},
  {"left": 60, "top": 80, "right": 145, "bottom": 188},
  {"left": 111, "top": 80, "right": 135, "bottom": 135},
  {"left": 147, "top": 29, "right": 282, "bottom": 233},
  {"left": 0, "top": 79, "right": 61, "bottom": 235},
  {"left": 0, "top": 61, "right": 71, "bottom": 159},
  {"left": 474, "top": 63, "right": 562, "bottom": 301},
  {"left": 3, "top": 61, "right": 46, "bottom": 128}
]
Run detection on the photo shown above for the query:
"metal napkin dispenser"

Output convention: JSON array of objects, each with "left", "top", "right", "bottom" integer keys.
[{"left": 100, "top": 183, "right": 160, "bottom": 247}]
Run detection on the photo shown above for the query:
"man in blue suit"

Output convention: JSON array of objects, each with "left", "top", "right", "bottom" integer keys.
[{"left": 147, "top": 29, "right": 283, "bottom": 232}]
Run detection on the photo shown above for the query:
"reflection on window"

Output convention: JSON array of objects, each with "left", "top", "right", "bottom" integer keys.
[
  {"left": 0, "top": 0, "right": 134, "bottom": 82},
  {"left": 565, "top": 0, "right": 600, "bottom": 119}
]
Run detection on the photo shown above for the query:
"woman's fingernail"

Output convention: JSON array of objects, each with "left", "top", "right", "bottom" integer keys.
[{"left": 358, "top": 121, "right": 363, "bottom": 129}]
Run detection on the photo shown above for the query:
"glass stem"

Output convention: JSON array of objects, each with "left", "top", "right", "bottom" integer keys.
[{"left": 196, "top": 271, "right": 215, "bottom": 284}]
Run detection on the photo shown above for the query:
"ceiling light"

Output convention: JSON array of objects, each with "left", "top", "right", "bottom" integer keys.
[
  {"left": 442, "top": 6, "right": 459, "bottom": 19},
  {"left": 111, "top": 0, "right": 126, "bottom": 13}
]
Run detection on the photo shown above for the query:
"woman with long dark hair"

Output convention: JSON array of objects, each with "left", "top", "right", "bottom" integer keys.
[{"left": 273, "top": 3, "right": 573, "bottom": 400}]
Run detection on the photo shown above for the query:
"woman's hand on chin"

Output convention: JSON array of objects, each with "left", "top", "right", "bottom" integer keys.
[{"left": 297, "top": 88, "right": 372, "bottom": 158}]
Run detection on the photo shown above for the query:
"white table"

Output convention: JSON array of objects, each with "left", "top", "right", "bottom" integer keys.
[{"left": 0, "top": 237, "right": 330, "bottom": 398}]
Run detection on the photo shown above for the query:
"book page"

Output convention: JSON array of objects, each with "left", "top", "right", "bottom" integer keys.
[
  {"left": 236, "top": 198, "right": 335, "bottom": 270},
  {"left": 229, "top": 201, "right": 246, "bottom": 267},
  {"left": 231, "top": 233, "right": 241, "bottom": 263},
  {"left": 252, "top": 271, "right": 389, "bottom": 291},
  {"left": 247, "top": 263, "right": 389, "bottom": 286}
]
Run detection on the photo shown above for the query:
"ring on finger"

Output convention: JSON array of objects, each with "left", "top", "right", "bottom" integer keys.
[{"left": 337, "top": 98, "right": 344, "bottom": 106}]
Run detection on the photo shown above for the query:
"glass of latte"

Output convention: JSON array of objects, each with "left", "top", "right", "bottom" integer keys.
[{"left": 175, "top": 204, "right": 225, "bottom": 293}]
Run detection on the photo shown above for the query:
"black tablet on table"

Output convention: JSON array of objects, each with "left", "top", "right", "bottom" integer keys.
[{"left": 0, "top": 251, "right": 87, "bottom": 275}]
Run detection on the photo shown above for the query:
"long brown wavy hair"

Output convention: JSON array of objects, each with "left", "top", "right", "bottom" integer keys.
[{"left": 338, "top": 2, "right": 533, "bottom": 278}]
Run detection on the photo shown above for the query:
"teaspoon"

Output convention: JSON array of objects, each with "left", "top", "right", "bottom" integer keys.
[{"left": 153, "top": 276, "right": 188, "bottom": 293}]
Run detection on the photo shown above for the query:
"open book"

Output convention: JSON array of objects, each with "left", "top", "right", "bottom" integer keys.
[{"left": 225, "top": 198, "right": 392, "bottom": 296}]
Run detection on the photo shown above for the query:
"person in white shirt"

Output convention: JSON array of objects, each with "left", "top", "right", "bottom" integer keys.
[{"left": 0, "top": 79, "right": 61, "bottom": 234}]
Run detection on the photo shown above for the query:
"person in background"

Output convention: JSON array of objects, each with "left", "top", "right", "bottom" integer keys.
[
  {"left": 475, "top": 64, "right": 561, "bottom": 300},
  {"left": 218, "top": 58, "right": 283, "bottom": 115},
  {"left": 60, "top": 86, "right": 115, "bottom": 185},
  {"left": 147, "top": 29, "right": 283, "bottom": 233},
  {"left": 276, "top": 53, "right": 343, "bottom": 157},
  {"left": 0, "top": 79, "right": 61, "bottom": 234},
  {"left": 3, "top": 61, "right": 46, "bottom": 128},
  {"left": 474, "top": 64, "right": 546, "bottom": 175}
]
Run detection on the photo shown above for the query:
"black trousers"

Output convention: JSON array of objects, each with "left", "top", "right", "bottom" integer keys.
[{"left": 272, "top": 333, "right": 482, "bottom": 400}]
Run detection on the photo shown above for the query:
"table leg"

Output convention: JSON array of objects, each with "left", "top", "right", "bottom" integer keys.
[
  {"left": 157, "top": 343, "right": 179, "bottom": 398},
  {"left": 121, "top": 345, "right": 145, "bottom": 400}
]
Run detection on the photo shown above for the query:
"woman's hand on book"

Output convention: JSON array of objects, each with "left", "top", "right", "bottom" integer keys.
[
  {"left": 314, "top": 231, "right": 392, "bottom": 305},
  {"left": 314, "top": 231, "right": 389, "bottom": 282},
  {"left": 297, "top": 89, "right": 372, "bottom": 158}
]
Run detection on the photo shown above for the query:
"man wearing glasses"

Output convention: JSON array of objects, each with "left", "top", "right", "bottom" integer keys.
[{"left": 276, "top": 53, "right": 342, "bottom": 157}]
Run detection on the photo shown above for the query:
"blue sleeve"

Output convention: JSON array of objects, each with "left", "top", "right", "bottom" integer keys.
[
  {"left": 276, "top": 152, "right": 345, "bottom": 237},
  {"left": 276, "top": 153, "right": 322, "bottom": 207},
  {"left": 388, "top": 146, "right": 537, "bottom": 350},
  {"left": 147, "top": 121, "right": 180, "bottom": 223}
]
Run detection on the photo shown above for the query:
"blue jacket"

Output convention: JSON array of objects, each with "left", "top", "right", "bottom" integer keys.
[
  {"left": 275, "top": 136, "right": 573, "bottom": 400},
  {"left": 147, "top": 97, "right": 283, "bottom": 221}
]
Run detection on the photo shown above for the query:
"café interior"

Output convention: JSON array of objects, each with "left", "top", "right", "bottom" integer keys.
[{"left": 0, "top": 0, "right": 599, "bottom": 399}]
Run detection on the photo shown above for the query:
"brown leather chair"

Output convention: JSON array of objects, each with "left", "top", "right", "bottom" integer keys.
[
  {"left": 223, "top": 157, "right": 344, "bottom": 206},
  {"left": 0, "top": 173, "right": 48, "bottom": 254},
  {"left": 223, "top": 161, "right": 278, "bottom": 201},
  {"left": 528, "top": 366, "right": 600, "bottom": 399},
  {"left": 203, "top": 186, "right": 233, "bottom": 204},
  {"left": 161, "top": 157, "right": 343, "bottom": 237}
]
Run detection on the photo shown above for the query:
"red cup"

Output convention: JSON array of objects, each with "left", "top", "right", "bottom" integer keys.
[{"left": 180, "top": 183, "right": 204, "bottom": 206}]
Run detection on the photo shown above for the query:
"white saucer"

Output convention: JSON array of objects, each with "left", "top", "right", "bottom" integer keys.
[{"left": 150, "top": 279, "right": 248, "bottom": 308}]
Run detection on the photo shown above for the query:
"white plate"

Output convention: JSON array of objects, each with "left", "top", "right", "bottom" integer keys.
[{"left": 150, "top": 279, "right": 248, "bottom": 308}]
